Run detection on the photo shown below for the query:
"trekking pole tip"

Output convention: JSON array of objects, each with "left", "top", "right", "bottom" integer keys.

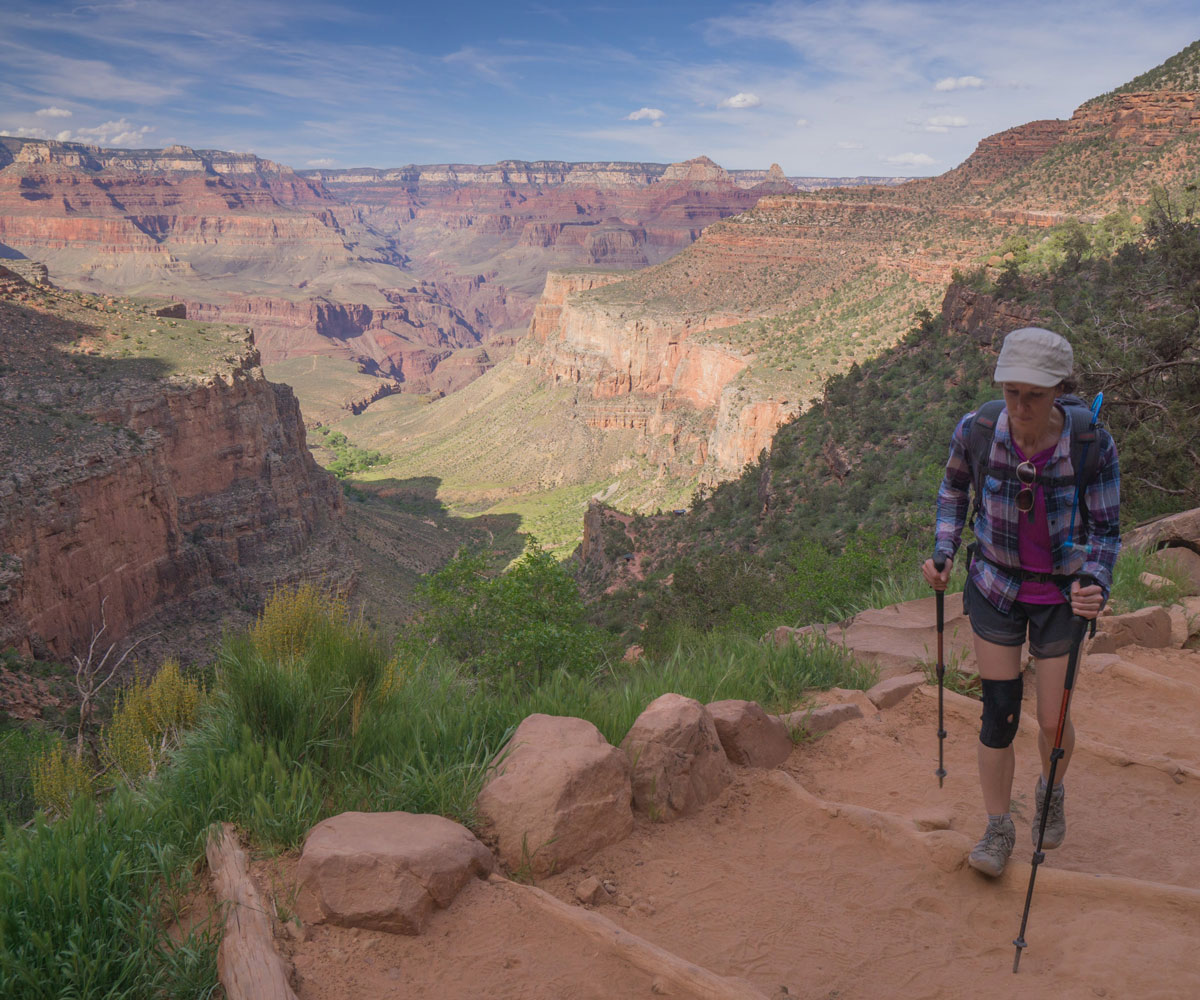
[{"left": 1012, "top": 939, "right": 1025, "bottom": 973}]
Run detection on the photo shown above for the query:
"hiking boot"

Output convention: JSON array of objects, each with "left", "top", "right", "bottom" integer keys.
[
  {"left": 1032, "top": 776, "right": 1066, "bottom": 849},
  {"left": 968, "top": 816, "right": 1015, "bottom": 877}
]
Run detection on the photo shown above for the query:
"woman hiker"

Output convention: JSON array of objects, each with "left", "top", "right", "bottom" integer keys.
[{"left": 921, "top": 326, "right": 1120, "bottom": 877}]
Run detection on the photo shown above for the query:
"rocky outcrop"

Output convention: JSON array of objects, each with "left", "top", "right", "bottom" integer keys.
[
  {"left": 183, "top": 276, "right": 524, "bottom": 391},
  {"left": 707, "top": 395, "right": 800, "bottom": 481},
  {"left": 1068, "top": 91, "right": 1200, "bottom": 148},
  {"left": 0, "top": 291, "right": 347, "bottom": 659},
  {"left": 522, "top": 270, "right": 749, "bottom": 472},
  {"left": 945, "top": 120, "right": 1071, "bottom": 187},
  {"left": 940, "top": 283, "right": 1048, "bottom": 347}
]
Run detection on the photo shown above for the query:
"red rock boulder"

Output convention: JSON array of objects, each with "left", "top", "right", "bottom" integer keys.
[
  {"left": 706, "top": 699, "right": 792, "bottom": 768},
  {"left": 620, "top": 693, "right": 731, "bottom": 821},
  {"left": 1093, "top": 606, "right": 1173, "bottom": 651},
  {"left": 296, "top": 811, "right": 492, "bottom": 935},
  {"left": 475, "top": 714, "right": 633, "bottom": 878}
]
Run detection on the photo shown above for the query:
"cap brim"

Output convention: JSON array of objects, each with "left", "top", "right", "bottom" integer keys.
[{"left": 993, "top": 364, "right": 1063, "bottom": 387}]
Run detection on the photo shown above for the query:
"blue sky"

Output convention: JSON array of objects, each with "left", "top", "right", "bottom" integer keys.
[{"left": 1, "top": 1, "right": 1198, "bottom": 176}]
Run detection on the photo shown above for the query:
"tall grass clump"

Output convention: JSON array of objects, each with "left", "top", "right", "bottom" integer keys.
[
  {"left": 0, "top": 789, "right": 217, "bottom": 999},
  {"left": 510, "top": 629, "right": 877, "bottom": 746},
  {"left": 0, "top": 725, "right": 58, "bottom": 825},
  {"left": 1108, "top": 546, "right": 1189, "bottom": 613}
]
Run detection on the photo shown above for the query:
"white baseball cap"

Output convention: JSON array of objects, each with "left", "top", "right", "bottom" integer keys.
[{"left": 994, "top": 327, "right": 1073, "bottom": 387}]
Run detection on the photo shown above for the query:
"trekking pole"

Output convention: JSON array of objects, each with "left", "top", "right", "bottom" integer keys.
[
  {"left": 1011, "top": 585, "right": 1094, "bottom": 973},
  {"left": 933, "top": 556, "right": 947, "bottom": 788}
]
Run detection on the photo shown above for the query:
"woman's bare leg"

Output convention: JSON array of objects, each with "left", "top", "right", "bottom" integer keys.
[{"left": 1032, "top": 653, "right": 1074, "bottom": 783}]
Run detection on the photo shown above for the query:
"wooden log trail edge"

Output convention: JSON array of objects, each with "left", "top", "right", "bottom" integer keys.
[
  {"left": 487, "top": 874, "right": 770, "bottom": 1000},
  {"left": 206, "top": 822, "right": 299, "bottom": 1000}
]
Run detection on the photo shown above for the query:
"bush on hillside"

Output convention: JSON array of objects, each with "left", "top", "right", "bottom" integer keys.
[{"left": 409, "top": 541, "right": 609, "bottom": 689}]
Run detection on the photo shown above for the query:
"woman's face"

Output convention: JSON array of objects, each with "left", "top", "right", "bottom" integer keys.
[{"left": 1002, "top": 382, "right": 1059, "bottom": 436}]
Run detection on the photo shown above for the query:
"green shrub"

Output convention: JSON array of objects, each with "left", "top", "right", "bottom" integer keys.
[{"left": 410, "top": 542, "right": 610, "bottom": 689}]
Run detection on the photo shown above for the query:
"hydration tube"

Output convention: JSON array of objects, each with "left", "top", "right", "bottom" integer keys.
[{"left": 1066, "top": 392, "right": 1103, "bottom": 549}]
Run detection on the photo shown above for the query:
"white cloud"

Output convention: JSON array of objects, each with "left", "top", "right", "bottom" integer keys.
[
  {"left": 934, "top": 75, "right": 984, "bottom": 92},
  {"left": 56, "top": 130, "right": 72, "bottom": 141},
  {"left": 626, "top": 107, "right": 665, "bottom": 122},
  {"left": 307, "top": 157, "right": 336, "bottom": 166},
  {"left": 836, "top": 140, "right": 864, "bottom": 149},
  {"left": 4, "top": 125, "right": 52, "bottom": 140},
  {"left": 795, "top": 117, "right": 810, "bottom": 127},
  {"left": 884, "top": 151, "right": 935, "bottom": 166},
  {"left": 73, "top": 118, "right": 156, "bottom": 147},
  {"left": 924, "top": 114, "right": 969, "bottom": 132},
  {"left": 35, "top": 106, "right": 72, "bottom": 118},
  {"left": 719, "top": 92, "right": 761, "bottom": 109}
]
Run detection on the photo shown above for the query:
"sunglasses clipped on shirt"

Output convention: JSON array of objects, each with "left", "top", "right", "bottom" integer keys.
[{"left": 1015, "top": 460, "right": 1037, "bottom": 515}]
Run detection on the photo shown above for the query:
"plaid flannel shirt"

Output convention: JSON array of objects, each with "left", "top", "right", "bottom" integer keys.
[{"left": 934, "top": 403, "right": 1121, "bottom": 613}]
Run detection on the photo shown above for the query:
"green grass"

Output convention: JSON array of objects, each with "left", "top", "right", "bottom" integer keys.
[
  {"left": 0, "top": 725, "right": 59, "bottom": 825},
  {"left": 1108, "top": 546, "right": 1191, "bottom": 614}
]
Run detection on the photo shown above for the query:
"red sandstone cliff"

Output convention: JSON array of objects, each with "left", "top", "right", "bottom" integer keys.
[{"left": 0, "top": 283, "right": 349, "bottom": 659}]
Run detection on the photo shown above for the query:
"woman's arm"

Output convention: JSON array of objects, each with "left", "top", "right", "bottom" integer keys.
[
  {"left": 933, "top": 413, "right": 974, "bottom": 564},
  {"left": 1081, "top": 429, "right": 1121, "bottom": 600}
]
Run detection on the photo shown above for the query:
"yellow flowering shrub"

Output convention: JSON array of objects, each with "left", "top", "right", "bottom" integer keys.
[
  {"left": 101, "top": 659, "right": 204, "bottom": 783},
  {"left": 31, "top": 745, "right": 94, "bottom": 818},
  {"left": 251, "top": 583, "right": 348, "bottom": 665}
]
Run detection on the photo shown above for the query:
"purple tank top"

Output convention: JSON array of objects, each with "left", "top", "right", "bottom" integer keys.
[{"left": 1014, "top": 441, "right": 1065, "bottom": 604}]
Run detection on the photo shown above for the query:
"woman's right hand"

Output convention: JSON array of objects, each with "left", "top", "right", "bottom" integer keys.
[{"left": 922, "top": 557, "right": 952, "bottom": 592}]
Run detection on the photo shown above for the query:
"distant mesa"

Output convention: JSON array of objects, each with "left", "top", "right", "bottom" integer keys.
[{"left": 657, "top": 156, "right": 734, "bottom": 185}]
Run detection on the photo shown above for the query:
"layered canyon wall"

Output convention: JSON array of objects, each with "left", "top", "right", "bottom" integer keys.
[{"left": 0, "top": 283, "right": 348, "bottom": 659}]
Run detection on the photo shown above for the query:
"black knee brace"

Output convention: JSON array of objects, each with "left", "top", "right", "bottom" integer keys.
[{"left": 979, "top": 676, "right": 1023, "bottom": 749}]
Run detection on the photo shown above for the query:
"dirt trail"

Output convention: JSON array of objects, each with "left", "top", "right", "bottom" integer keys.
[{"left": 285, "top": 636, "right": 1200, "bottom": 1000}]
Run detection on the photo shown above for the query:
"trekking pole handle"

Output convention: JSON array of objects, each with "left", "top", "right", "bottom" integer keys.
[{"left": 1063, "top": 574, "right": 1098, "bottom": 693}]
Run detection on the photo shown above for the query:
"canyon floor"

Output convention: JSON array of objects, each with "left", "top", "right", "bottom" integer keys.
[{"left": 263, "top": 612, "right": 1200, "bottom": 1000}]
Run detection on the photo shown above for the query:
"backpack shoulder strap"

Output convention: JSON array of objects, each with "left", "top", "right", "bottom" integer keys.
[{"left": 966, "top": 400, "right": 1005, "bottom": 529}]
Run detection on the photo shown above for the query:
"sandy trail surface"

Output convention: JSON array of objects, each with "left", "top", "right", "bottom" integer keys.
[{"left": 282, "top": 639, "right": 1200, "bottom": 1000}]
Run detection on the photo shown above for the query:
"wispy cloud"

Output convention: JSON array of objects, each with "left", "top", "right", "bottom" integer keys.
[
  {"left": 1, "top": 0, "right": 1198, "bottom": 174},
  {"left": 74, "top": 118, "right": 156, "bottom": 146},
  {"left": 924, "top": 114, "right": 968, "bottom": 132},
  {"left": 934, "top": 76, "right": 984, "bottom": 91},
  {"left": 884, "top": 151, "right": 934, "bottom": 166},
  {"left": 306, "top": 157, "right": 336, "bottom": 166}
]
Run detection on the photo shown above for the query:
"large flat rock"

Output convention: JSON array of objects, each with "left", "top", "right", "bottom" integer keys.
[{"left": 297, "top": 811, "right": 492, "bottom": 935}]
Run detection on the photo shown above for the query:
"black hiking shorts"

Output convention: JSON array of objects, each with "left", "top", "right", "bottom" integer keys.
[{"left": 963, "top": 577, "right": 1075, "bottom": 659}]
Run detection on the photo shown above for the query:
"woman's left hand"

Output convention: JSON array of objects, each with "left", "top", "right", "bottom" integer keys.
[{"left": 1070, "top": 579, "right": 1105, "bottom": 619}]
